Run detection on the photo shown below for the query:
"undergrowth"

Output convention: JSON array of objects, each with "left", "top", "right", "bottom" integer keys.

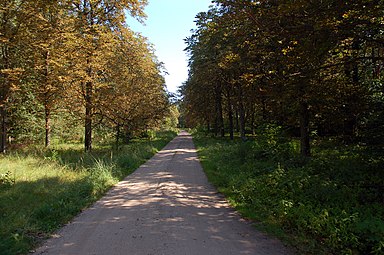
[
  {"left": 0, "top": 131, "right": 176, "bottom": 255},
  {"left": 193, "top": 126, "right": 384, "bottom": 255}
]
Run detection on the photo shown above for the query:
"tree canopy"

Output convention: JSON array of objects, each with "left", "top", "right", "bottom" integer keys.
[
  {"left": 182, "top": 0, "right": 384, "bottom": 156},
  {"left": 0, "top": 0, "right": 171, "bottom": 152}
]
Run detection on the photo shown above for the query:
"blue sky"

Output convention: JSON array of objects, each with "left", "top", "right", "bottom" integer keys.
[{"left": 126, "top": 0, "right": 213, "bottom": 93}]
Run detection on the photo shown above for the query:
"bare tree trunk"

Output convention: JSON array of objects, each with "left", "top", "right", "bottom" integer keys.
[
  {"left": 0, "top": 105, "right": 6, "bottom": 153},
  {"left": 45, "top": 105, "right": 51, "bottom": 147},
  {"left": 227, "top": 89, "right": 234, "bottom": 140},
  {"left": 250, "top": 106, "right": 255, "bottom": 135},
  {"left": 239, "top": 103, "right": 246, "bottom": 140},
  {"left": 261, "top": 95, "right": 267, "bottom": 121},
  {"left": 44, "top": 51, "right": 51, "bottom": 147},
  {"left": 237, "top": 85, "right": 246, "bottom": 140},
  {"left": 84, "top": 4, "right": 95, "bottom": 152},
  {"left": 235, "top": 107, "right": 239, "bottom": 132},
  {"left": 1, "top": 46, "right": 9, "bottom": 153},
  {"left": 218, "top": 101, "right": 224, "bottom": 138},
  {"left": 84, "top": 81, "right": 92, "bottom": 152},
  {"left": 115, "top": 124, "right": 120, "bottom": 149},
  {"left": 299, "top": 101, "right": 311, "bottom": 157},
  {"left": 214, "top": 84, "right": 224, "bottom": 137},
  {"left": 214, "top": 116, "right": 218, "bottom": 137}
]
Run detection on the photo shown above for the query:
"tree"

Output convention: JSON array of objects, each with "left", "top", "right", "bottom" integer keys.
[
  {"left": 24, "top": 0, "right": 71, "bottom": 147},
  {"left": 0, "top": 0, "right": 34, "bottom": 152},
  {"left": 182, "top": 0, "right": 384, "bottom": 157},
  {"left": 0, "top": 0, "right": 171, "bottom": 152},
  {"left": 67, "top": 0, "right": 147, "bottom": 151},
  {"left": 95, "top": 27, "right": 168, "bottom": 144}
]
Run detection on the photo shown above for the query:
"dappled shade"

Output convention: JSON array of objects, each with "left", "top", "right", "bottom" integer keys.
[{"left": 34, "top": 132, "right": 290, "bottom": 255}]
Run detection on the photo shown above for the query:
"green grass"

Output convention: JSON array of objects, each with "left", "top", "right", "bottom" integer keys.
[
  {"left": 0, "top": 131, "right": 177, "bottom": 255},
  {"left": 193, "top": 129, "right": 384, "bottom": 255}
]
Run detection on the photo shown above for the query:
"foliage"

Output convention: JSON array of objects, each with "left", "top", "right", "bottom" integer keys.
[
  {"left": 162, "top": 104, "right": 180, "bottom": 130},
  {"left": 0, "top": 0, "right": 169, "bottom": 153},
  {"left": 193, "top": 131, "right": 384, "bottom": 255},
  {"left": 0, "top": 171, "right": 14, "bottom": 188},
  {"left": 182, "top": 0, "right": 384, "bottom": 156},
  {"left": 0, "top": 131, "right": 176, "bottom": 255}
]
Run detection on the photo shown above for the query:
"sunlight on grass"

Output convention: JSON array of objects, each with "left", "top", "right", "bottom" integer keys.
[
  {"left": 0, "top": 131, "right": 177, "bottom": 255},
  {"left": 0, "top": 155, "right": 88, "bottom": 254}
]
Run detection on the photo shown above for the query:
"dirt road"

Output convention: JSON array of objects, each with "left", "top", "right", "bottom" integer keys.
[{"left": 33, "top": 131, "right": 291, "bottom": 255}]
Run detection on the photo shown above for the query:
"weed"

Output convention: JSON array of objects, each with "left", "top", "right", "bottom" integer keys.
[{"left": 0, "top": 171, "right": 15, "bottom": 188}]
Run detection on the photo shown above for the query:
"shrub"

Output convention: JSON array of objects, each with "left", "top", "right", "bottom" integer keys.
[{"left": 193, "top": 131, "right": 384, "bottom": 255}]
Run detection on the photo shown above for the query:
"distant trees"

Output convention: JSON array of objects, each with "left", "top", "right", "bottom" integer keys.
[
  {"left": 0, "top": 0, "right": 169, "bottom": 152},
  {"left": 182, "top": 0, "right": 384, "bottom": 156},
  {"left": 0, "top": 0, "right": 25, "bottom": 153}
]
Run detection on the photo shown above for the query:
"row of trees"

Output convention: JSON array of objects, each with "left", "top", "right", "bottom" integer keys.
[
  {"left": 1, "top": 0, "right": 170, "bottom": 152},
  {"left": 181, "top": 0, "right": 384, "bottom": 156}
]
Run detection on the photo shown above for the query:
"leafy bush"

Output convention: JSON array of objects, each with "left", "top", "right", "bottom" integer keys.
[{"left": 193, "top": 130, "right": 384, "bottom": 255}]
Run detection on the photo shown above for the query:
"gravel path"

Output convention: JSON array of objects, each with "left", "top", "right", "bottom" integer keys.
[{"left": 33, "top": 131, "right": 292, "bottom": 255}]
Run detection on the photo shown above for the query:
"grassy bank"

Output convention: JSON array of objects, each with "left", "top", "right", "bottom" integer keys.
[
  {"left": 0, "top": 131, "right": 176, "bottom": 255},
  {"left": 193, "top": 129, "right": 384, "bottom": 255}
]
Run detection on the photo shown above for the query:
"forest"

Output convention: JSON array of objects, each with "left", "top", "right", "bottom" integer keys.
[
  {"left": 1, "top": 0, "right": 384, "bottom": 254},
  {"left": 183, "top": 0, "right": 384, "bottom": 157},
  {"left": 182, "top": 0, "right": 384, "bottom": 254},
  {"left": 0, "top": 0, "right": 173, "bottom": 152},
  {"left": 0, "top": 0, "right": 179, "bottom": 254}
]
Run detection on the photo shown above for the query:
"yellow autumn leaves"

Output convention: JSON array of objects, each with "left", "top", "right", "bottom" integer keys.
[{"left": 0, "top": 0, "right": 169, "bottom": 151}]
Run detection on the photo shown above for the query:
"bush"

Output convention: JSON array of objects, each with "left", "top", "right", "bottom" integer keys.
[{"left": 193, "top": 131, "right": 384, "bottom": 255}]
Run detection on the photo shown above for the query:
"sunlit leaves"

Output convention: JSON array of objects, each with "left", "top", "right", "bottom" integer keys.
[{"left": 1, "top": 0, "right": 168, "bottom": 150}]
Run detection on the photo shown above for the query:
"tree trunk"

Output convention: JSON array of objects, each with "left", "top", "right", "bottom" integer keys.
[
  {"left": 239, "top": 103, "right": 246, "bottom": 140},
  {"left": 299, "top": 101, "right": 311, "bottom": 157},
  {"left": 1, "top": 46, "right": 9, "bottom": 153},
  {"left": 44, "top": 51, "right": 51, "bottom": 147},
  {"left": 227, "top": 89, "right": 234, "bottom": 140},
  {"left": 235, "top": 107, "right": 239, "bottom": 132},
  {"left": 261, "top": 95, "right": 267, "bottom": 121},
  {"left": 84, "top": 6, "right": 95, "bottom": 152},
  {"left": 45, "top": 105, "right": 51, "bottom": 147},
  {"left": 215, "top": 84, "right": 224, "bottom": 137},
  {"left": 84, "top": 81, "right": 92, "bottom": 152},
  {"left": 115, "top": 124, "right": 120, "bottom": 149},
  {"left": 214, "top": 116, "right": 218, "bottom": 137},
  {"left": 218, "top": 102, "right": 224, "bottom": 138},
  {"left": 250, "top": 109, "right": 255, "bottom": 135},
  {"left": 0, "top": 105, "right": 6, "bottom": 153},
  {"left": 237, "top": 85, "right": 246, "bottom": 140}
]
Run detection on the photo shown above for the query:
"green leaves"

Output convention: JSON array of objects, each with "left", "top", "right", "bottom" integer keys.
[
  {"left": 182, "top": 0, "right": 384, "bottom": 156},
  {"left": 194, "top": 131, "right": 384, "bottom": 254}
]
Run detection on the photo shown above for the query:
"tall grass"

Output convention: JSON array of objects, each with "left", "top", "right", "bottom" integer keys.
[
  {"left": 0, "top": 131, "right": 176, "bottom": 255},
  {"left": 193, "top": 128, "right": 384, "bottom": 255}
]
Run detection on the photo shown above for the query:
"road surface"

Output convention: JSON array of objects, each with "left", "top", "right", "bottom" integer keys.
[{"left": 33, "top": 131, "right": 292, "bottom": 255}]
